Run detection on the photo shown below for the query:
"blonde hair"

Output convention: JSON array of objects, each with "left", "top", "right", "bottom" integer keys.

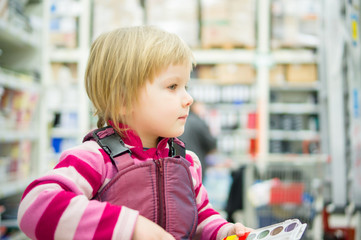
[{"left": 85, "top": 26, "right": 195, "bottom": 136}]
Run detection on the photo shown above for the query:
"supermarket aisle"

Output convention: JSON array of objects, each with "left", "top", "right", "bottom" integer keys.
[{"left": 1, "top": 0, "right": 360, "bottom": 239}]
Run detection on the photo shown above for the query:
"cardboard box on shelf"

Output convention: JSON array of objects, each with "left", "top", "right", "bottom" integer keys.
[
  {"left": 215, "top": 64, "right": 256, "bottom": 84},
  {"left": 201, "top": 24, "right": 231, "bottom": 48},
  {"left": 201, "top": 0, "right": 256, "bottom": 48},
  {"left": 271, "top": 0, "right": 320, "bottom": 48},
  {"left": 147, "top": 0, "right": 199, "bottom": 47},
  {"left": 197, "top": 65, "right": 216, "bottom": 80},
  {"left": 93, "top": 0, "right": 144, "bottom": 39},
  {"left": 269, "top": 65, "right": 285, "bottom": 85},
  {"left": 285, "top": 64, "right": 317, "bottom": 83},
  {"left": 51, "top": 63, "right": 78, "bottom": 85}
]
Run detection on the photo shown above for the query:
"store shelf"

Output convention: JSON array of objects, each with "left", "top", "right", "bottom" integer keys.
[
  {"left": 41, "top": 0, "right": 91, "bottom": 165},
  {"left": 47, "top": 104, "right": 79, "bottom": 113},
  {"left": 267, "top": 153, "right": 328, "bottom": 164},
  {"left": 0, "top": 20, "right": 38, "bottom": 48},
  {"left": 269, "top": 130, "right": 320, "bottom": 141},
  {"left": 217, "top": 153, "right": 257, "bottom": 166},
  {"left": 0, "top": 71, "right": 40, "bottom": 92},
  {"left": 192, "top": 49, "right": 256, "bottom": 64},
  {"left": 1, "top": 219, "right": 18, "bottom": 228},
  {"left": 270, "top": 82, "right": 320, "bottom": 91},
  {"left": 272, "top": 49, "right": 318, "bottom": 64},
  {"left": 269, "top": 103, "right": 319, "bottom": 114},
  {"left": 191, "top": 78, "right": 255, "bottom": 86},
  {"left": 221, "top": 129, "right": 258, "bottom": 138},
  {"left": 208, "top": 103, "right": 258, "bottom": 111},
  {"left": 0, "top": 1, "right": 43, "bottom": 207},
  {"left": 0, "top": 176, "right": 35, "bottom": 198},
  {"left": 50, "top": 128, "right": 81, "bottom": 138},
  {"left": 0, "top": 130, "right": 38, "bottom": 142},
  {"left": 50, "top": 49, "right": 82, "bottom": 62}
]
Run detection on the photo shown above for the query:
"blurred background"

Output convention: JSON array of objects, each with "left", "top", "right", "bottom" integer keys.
[{"left": 0, "top": 0, "right": 360, "bottom": 239}]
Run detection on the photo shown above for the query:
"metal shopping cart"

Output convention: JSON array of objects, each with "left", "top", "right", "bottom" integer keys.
[{"left": 248, "top": 159, "right": 325, "bottom": 239}]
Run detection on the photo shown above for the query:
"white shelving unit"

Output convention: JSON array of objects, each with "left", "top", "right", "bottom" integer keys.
[
  {"left": 272, "top": 49, "right": 318, "bottom": 63},
  {"left": 189, "top": 50, "right": 258, "bottom": 162},
  {"left": 0, "top": 2, "right": 43, "bottom": 198},
  {"left": 0, "top": 19, "right": 38, "bottom": 48},
  {"left": 39, "top": 0, "right": 91, "bottom": 170},
  {"left": 192, "top": 0, "right": 325, "bottom": 164},
  {"left": 269, "top": 103, "right": 319, "bottom": 114},
  {"left": 193, "top": 49, "right": 256, "bottom": 64},
  {"left": 267, "top": 0, "right": 325, "bottom": 163},
  {"left": 320, "top": 0, "right": 361, "bottom": 238},
  {"left": 241, "top": 0, "right": 327, "bottom": 236}
]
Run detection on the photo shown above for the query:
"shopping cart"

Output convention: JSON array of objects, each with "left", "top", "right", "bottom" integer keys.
[{"left": 248, "top": 160, "right": 324, "bottom": 239}]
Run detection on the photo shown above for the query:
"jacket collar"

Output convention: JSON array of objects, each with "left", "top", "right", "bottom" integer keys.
[{"left": 109, "top": 121, "right": 170, "bottom": 160}]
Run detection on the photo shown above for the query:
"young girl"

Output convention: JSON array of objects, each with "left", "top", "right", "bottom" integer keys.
[{"left": 17, "top": 26, "right": 252, "bottom": 240}]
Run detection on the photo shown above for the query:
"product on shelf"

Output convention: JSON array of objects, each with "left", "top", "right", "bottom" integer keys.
[
  {"left": 269, "top": 65, "right": 286, "bottom": 85},
  {"left": 0, "top": 87, "right": 39, "bottom": 130},
  {"left": 189, "top": 83, "right": 255, "bottom": 104},
  {"left": 196, "top": 64, "right": 256, "bottom": 84},
  {"left": 201, "top": 0, "right": 256, "bottom": 49},
  {"left": 92, "top": 0, "right": 144, "bottom": 39},
  {"left": 271, "top": 0, "right": 321, "bottom": 49},
  {"left": 286, "top": 64, "right": 318, "bottom": 83},
  {"left": 49, "top": 17, "right": 77, "bottom": 49},
  {"left": 0, "top": 141, "right": 32, "bottom": 182},
  {"left": 7, "top": 0, "right": 33, "bottom": 33},
  {"left": 215, "top": 64, "right": 256, "bottom": 84},
  {"left": 49, "top": 0, "right": 83, "bottom": 49},
  {"left": 0, "top": 0, "right": 9, "bottom": 21},
  {"left": 146, "top": 0, "right": 199, "bottom": 47},
  {"left": 51, "top": 63, "right": 77, "bottom": 84}
]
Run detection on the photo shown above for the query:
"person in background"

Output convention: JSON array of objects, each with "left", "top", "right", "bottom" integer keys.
[
  {"left": 17, "top": 26, "right": 252, "bottom": 240},
  {"left": 180, "top": 101, "right": 217, "bottom": 180}
]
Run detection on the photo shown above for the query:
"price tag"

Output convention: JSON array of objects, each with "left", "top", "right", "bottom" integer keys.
[{"left": 351, "top": 14, "right": 359, "bottom": 47}]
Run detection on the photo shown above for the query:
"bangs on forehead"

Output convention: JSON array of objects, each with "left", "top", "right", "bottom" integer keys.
[{"left": 147, "top": 36, "right": 195, "bottom": 81}]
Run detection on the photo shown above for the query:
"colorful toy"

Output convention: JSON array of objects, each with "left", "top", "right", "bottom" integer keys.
[
  {"left": 222, "top": 232, "right": 250, "bottom": 240},
  {"left": 222, "top": 219, "right": 307, "bottom": 240}
]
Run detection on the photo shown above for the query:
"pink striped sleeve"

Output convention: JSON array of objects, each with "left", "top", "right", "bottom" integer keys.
[
  {"left": 54, "top": 155, "right": 102, "bottom": 196},
  {"left": 93, "top": 204, "right": 122, "bottom": 239},
  {"left": 187, "top": 151, "right": 231, "bottom": 240},
  {"left": 35, "top": 191, "right": 75, "bottom": 239},
  {"left": 73, "top": 200, "right": 106, "bottom": 239},
  {"left": 18, "top": 142, "right": 137, "bottom": 240},
  {"left": 18, "top": 187, "right": 60, "bottom": 239}
]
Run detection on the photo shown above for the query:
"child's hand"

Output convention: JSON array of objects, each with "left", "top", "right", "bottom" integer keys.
[
  {"left": 132, "top": 215, "right": 175, "bottom": 240},
  {"left": 228, "top": 222, "right": 253, "bottom": 238}
]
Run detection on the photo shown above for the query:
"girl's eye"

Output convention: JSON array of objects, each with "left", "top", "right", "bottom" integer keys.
[{"left": 168, "top": 84, "right": 177, "bottom": 90}]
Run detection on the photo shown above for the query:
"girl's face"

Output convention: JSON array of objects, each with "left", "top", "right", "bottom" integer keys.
[{"left": 127, "top": 63, "right": 193, "bottom": 148}]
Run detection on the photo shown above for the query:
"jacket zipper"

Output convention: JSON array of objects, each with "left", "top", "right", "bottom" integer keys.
[{"left": 155, "top": 159, "right": 166, "bottom": 229}]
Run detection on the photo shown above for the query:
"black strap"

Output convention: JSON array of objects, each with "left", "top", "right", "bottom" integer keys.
[
  {"left": 92, "top": 126, "right": 131, "bottom": 165},
  {"left": 93, "top": 127, "right": 184, "bottom": 161},
  {"left": 168, "top": 138, "right": 186, "bottom": 158}
]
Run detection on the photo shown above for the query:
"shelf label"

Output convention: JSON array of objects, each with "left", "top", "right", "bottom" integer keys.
[
  {"left": 353, "top": 89, "right": 359, "bottom": 118},
  {"left": 351, "top": 13, "right": 359, "bottom": 47}
]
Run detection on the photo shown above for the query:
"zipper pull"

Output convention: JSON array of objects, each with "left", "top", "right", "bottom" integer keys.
[{"left": 155, "top": 159, "right": 164, "bottom": 175}]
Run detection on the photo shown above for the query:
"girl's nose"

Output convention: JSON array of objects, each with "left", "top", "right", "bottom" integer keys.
[{"left": 183, "top": 91, "right": 193, "bottom": 107}]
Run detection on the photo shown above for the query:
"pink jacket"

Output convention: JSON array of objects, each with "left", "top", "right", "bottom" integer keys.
[{"left": 17, "top": 126, "right": 233, "bottom": 240}]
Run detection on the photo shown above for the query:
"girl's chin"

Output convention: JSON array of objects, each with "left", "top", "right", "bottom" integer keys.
[{"left": 164, "top": 130, "right": 184, "bottom": 139}]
